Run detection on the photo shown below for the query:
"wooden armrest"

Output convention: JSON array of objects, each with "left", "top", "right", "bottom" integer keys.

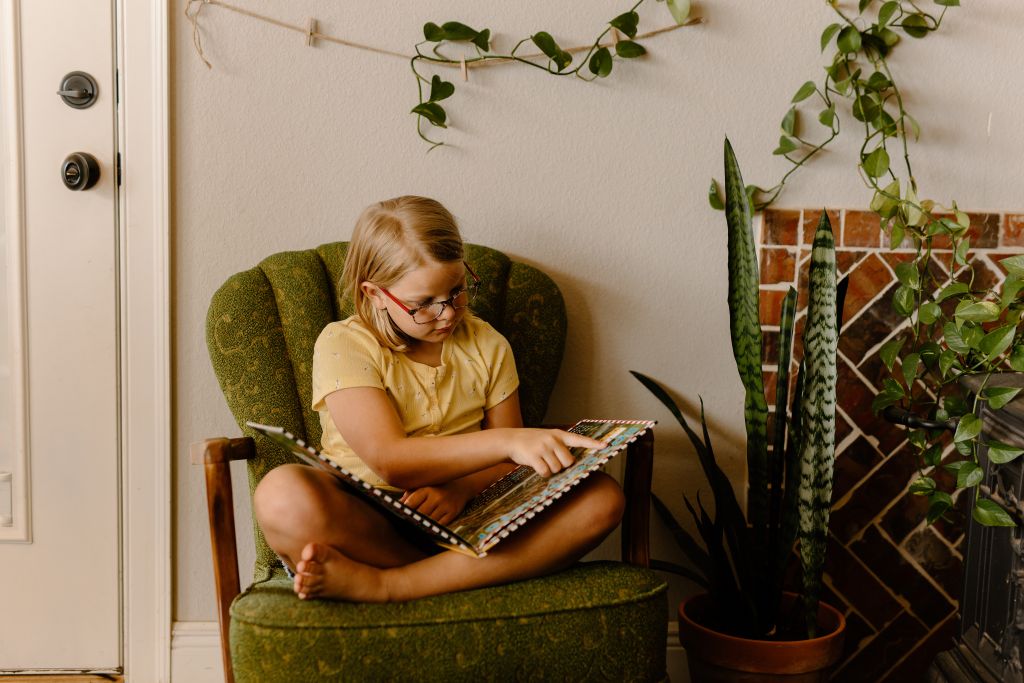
[{"left": 190, "top": 436, "right": 255, "bottom": 683}]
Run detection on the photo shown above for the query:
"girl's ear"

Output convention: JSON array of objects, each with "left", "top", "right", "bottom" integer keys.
[{"left": 361, "top": 281, "right": 385, "bottom": 309}]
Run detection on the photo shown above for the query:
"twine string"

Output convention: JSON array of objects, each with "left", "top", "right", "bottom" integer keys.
[{"left": 185, "top": 0, "right": 703, "bottom": 70}]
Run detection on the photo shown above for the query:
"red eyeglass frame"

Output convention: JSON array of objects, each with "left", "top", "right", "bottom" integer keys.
[{"left": 378, "top": 261, "right": 481, "bottom": 324}]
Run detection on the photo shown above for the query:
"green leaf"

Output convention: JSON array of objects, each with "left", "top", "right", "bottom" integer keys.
[
  {"left": 973, "top": 499, "right": 1016, "bottom": 527},
  {"left": 894, "top": 261, "right": 921, "bottom": 290},
  {"left": 615, "top": 40, "right": 647, "bottom": 58},
  {"left": 880, "top": 338, "right": 905, "bottom": 371},
  {"left": 609, "top": 11, "right": 640, "bottom": 38},
  {"left": 423, "top": 22, "right": 445, "bottom": 42},
  {"left": 588, "top": 47, "right": 613, "bottom": 77},
  {"left": 871, "top": 388, "right": 903, "bottom": 413},
  {"left": 909, "top": 476, "right": 935, "bottom": 495},
  {"left": 952, "top": 461, "right": 984, "bottom": 489},
  {"left": 1000, "top": 254, "right": 1024, "bottom": 278},
  {"left": 1001, "top": 277, "right": 1024, "bottom": 308},
  {"left": 902, "top": 13, "right": 930, "bottom": 38},
  {"left": 889, "top": 223, "right": 905, "bottom": 248},
  {"left": 862, "top": 147, "right": 891, "bottom": 179},
  {"left": 1011, "top": 345, "right": 1024, "bottom": 372},
  {"left": 878, "top": 1, "right": 900, "bottom": 26},
  {"left": 983, "top": 386, "right": 1022, "bottom": 411},
  {"left": 953, "top": 413, "right": 981, "bottom": 443},
  {"left": 987, "top": 439, "right": 1024, "bottom": 464},
  {"left": 532, "top": 32, "right": 572, "bottom": 71},
  {"left": 773, "top": 135, "right": 799, "bottom": 156},
  {"left": 963, "top": 324, "right": 984, "bottom": 350},
  {"left": 410, "top": 102, "right": 447, "bottom": 128},
  {"left": 792, "top": 80, "right": 817, "bottom": 103},
  {"left": 429, "top": 75, "right": 454, "bottom": 102},
  {"left": 919, "top": 341, "right": 941, "bottom": 368},
  {"left": 858, "top": 0, "right": 873, "bottom": 13},
  {"left": 954, "top": 236, "right": 971, "bottom": 266},
  {"left": 979, "top": 324, "right": 1017, "bottom": 361},
  {"left": 472, "top": 28, "right": 491, "bottom": 52},
  {"left": 665, "top": 0, "right": 691, "bottom": 25},
  {"left": 902, "top": 352, "right": 920, "bottom": 389},
  {"left": 852, "top": 94, "right": 880, "bottom": 123},
  {"left": 936, "top": 282, "right": 970, "bottom": 303},
  {"left": 943, "top": 321, "right": 971, "bottom": 354},
  {"left": 919, "top": 302, "right": 942, "bottom": 325},
  {"left": 837, "top": 26, "right": 863, "bottom": 53},
  {"left": 708, "top": 179, "right": 724, "bottom": 211},
  {"left": 866, "top": 71, "right": 892, "bottom": 91},
  {"left": 954, "top": 300, "right": 1000, "bottom": 324},
  {"left": 821, "top": 23, "right": 841, "bottom": 52},
  {"left": 904, "top": 113, "right": 921, "bottom": 141},
  {"left": 441, "top": 21, "right": 481, "bottom": 41},
  {"left": 893, "top": 285, "right": 915, "bottom": 317},
  {"left": 939, "top": 349, "right": 958, "bottom": 377},
  {"left": 819, "top": 105, "right": 836, "bottom": 128},
  {"left": 934, "top": 0, "right": 960, "bottom": 6},
  {"left": 927, "top": 491, "right": 953, "bottom": 523},
  {"left": 781, "top": 107, "right": 797, "bottom": 136},
  {"left": 923, "top": 444, "right": 943, "bottom": 467}
]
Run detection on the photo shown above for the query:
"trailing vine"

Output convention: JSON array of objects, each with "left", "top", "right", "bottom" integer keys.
[
  {"left": 411, "top": 0, "right": 694, "bottom": 150},
  {"left": 710, "top": 0, "right": 1024, "bottom": 528}
]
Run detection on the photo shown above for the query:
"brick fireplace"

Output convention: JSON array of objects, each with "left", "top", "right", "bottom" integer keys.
[{"left": 756, "top": 208, "right": 1024, "bottom": 681}]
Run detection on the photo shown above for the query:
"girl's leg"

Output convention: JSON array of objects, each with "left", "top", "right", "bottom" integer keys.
[
  {"left": 292, "top": 471, "right": 626, "bottom": 602},
  {"left": 253, "top": 464, "right": 429, "bottom": 575}
]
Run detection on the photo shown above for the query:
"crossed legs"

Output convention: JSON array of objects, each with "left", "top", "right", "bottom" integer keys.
[{"left": 253, "top": 464, "right": 625, "bottom": 602}]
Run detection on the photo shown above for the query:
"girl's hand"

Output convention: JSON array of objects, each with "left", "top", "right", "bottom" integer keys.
[
  {"left": 400, "top": 482, "right": 474, "bottom": 526},
  {"left": 506, "top": 429, "right": 607, "bottom": 477}
]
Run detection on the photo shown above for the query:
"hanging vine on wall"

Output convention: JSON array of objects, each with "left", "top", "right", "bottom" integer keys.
[{"left": 184, "top": 0, "right": 702, "bottom": 150}]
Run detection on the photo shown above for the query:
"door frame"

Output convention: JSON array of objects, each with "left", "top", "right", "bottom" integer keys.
[{"left": 119, "top": 0, "right": 171, "bottom": 679}]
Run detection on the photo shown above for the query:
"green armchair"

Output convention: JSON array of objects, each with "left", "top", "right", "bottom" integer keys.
[{"left": 193, "top": 242, "right": 668, "bottom": 682}]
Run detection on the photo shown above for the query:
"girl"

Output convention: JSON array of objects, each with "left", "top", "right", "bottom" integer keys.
[{"left": 253, "top": 195, "right": 625, "bottom": 602}]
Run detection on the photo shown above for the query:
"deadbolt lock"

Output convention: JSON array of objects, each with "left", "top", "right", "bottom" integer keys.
[{"left": 62, "top": 152, "right": 100, "bottom": 191}]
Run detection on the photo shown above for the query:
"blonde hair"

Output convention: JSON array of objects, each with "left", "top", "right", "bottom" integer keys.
[{"left": 342, "top": 196, "right": 464, "bottom": 350}]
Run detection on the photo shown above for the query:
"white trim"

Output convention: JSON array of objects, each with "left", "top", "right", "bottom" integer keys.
[
  {"left": 119, "top": 0, "right": 171, "bottom": 680},
  {"left": 0, "top": 0, "right": 31, "bottom": 544}
]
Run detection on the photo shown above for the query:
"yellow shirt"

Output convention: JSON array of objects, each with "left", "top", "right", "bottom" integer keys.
[{"left": 311, "top": 314, "right": 520, "bottom": 487}]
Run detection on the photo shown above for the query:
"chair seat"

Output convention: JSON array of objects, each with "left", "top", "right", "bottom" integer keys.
[{"left": 230, "top": 561, "right": 668, "bottom": 682}]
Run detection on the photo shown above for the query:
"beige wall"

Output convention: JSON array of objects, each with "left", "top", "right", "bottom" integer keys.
[{"left": 173, "top": 1, "right": 1024, "bottom": 620}]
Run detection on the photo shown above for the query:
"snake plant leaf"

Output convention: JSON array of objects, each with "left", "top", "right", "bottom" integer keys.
[
  {"left": 797, "top": 209, "right": 838, "bottom": 637},
  {"left": 723, "top": 138, "right": 770, "bottom": 537},
  {"left": 649, "top": 559, "right": 710, "bottom": 588},
  {"left": 651, "top": 493, "right": 713, "bottom": 579}
]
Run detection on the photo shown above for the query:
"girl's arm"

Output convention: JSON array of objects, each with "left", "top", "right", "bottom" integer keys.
[{"left": 324, "top": 386, "right": 602, "bottom": 490}]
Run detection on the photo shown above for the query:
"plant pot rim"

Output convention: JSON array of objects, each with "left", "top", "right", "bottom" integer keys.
[{"left": 678, "top": 591, "right": 846, "bottom": 675}]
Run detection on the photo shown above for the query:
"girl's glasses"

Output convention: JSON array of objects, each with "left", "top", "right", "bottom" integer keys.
[{"left": 379, "top": 262, "right": 481, "bottom": 325}]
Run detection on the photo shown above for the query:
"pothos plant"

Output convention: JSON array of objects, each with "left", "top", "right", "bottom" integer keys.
[
  {"left": 410, "top": 0, "right": 692, "bottom": 150},
  {"left": 710, "top": 0, "right": 1024, "bottom": 528}
]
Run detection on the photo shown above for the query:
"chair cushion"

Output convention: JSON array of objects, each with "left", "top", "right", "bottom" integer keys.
[{"left": 230, "top": 561, "right": 668, "bottom": 682}]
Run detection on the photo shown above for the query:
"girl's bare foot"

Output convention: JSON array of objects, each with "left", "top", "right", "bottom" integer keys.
[{"left": 293, "top": 542, "right": 390, "bottom": 602}]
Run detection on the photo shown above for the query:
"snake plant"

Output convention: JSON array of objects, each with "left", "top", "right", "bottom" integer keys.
[{"left": 632, "top": 137, "right": 846, "bottom": 639}]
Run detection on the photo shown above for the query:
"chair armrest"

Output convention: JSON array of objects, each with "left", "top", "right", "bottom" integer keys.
[
  {"left": 190, "top": 436, "right": 255, "bottom": 683},
  {"left": 621, "top": 429, "right": 653, "bottom": 568}
]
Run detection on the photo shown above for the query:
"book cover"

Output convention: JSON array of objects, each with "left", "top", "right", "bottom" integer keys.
[{"left": 246, "top": 419, "right": 655, "bottom": 557}]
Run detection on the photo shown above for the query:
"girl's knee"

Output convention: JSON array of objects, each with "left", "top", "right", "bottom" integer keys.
[
  {"left": 254, "top": 464, "right": 330, "bottom": 533},
  {"left": 583, "top": 472, "right": 626, "bottom": 531}
]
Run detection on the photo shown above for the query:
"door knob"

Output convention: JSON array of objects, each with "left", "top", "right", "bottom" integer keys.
[{"left": 61, "top": 152, "right": 100, "bottom": 191}]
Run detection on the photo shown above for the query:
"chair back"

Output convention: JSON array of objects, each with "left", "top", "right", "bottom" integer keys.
[{"left": 206, "top": 242, "right": 567, "bottom": 576}]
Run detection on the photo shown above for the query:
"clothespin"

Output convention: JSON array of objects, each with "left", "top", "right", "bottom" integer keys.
[
  {"left": 306, "top": 18, "right": 317, "bottom": 47},
  {"left": 460, "top": 56, "right": 468, "bottom": 82}
]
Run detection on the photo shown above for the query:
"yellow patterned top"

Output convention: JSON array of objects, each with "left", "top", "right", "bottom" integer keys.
[{"left": 311, "top": 313, "right": 520, "bottom": 486}]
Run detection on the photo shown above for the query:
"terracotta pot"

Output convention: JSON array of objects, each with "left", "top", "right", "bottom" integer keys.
[{"left": 678, "top": 592, "right": 846, "bottom": 682}]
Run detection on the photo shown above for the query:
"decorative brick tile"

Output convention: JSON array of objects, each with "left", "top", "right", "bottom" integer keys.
[
  {"left": 841, "top": 254, "right": 893, "bottom": 326},
  {"left": 985, "top": 252, "right": 1018, "bottom": 278},
  {"left": 844, "top": 211, "right": 882, "bottom": 248},
  {"left": 904, "top": 528, "right": 963, "bottom": 601},
  {"left": 759, "top": 247, "right": 797, "bottom": 285},
  {"left": 836, "top": 410, "right": 854, "bottom": 446},
  {"left": 850, "top": 525, "right": 955, "bottom": 626},
  {"left": 837, "top": 282, "right": 905, "bottom": 366},
  {"left": 837, "top": 610, "right": 876, "bottom": 669},
  {"left": 762, "top": 210, "right": 801, "bottom": 245},
  {"left": 802, "top": 209, "right": 842, "bottom": 245},
  {"left": 966, "top": 212, "right": 1000, "bottom": 248},
  {"left": 830, "top": 440, "right": 920, "bottom": 544},
  {"left": 832, "top": 436, "right": 884, "bottom": 503},
  {"left": 825, "top": 535, "right": 903, "bottom": 629},
  {"left": 879, "top": 491, "right": 931, "bottom": 544},
  {"left": 1004, "top": 214, "right": 1024, "bottom": 247},
  {"left": 759, "top": 289, "right": 789, "bottom": 326},
  {"left": 837, "top": 249, "right": 868, "bottom": 276},
  {"left": 881, "top": 613, "right": 957, "bottom": 682},
  {"left": 762, "top": 329, "right": 780, "bottom": 365},
  {"left": 955, "top": 255, "right": 1001, "bottom": 293},
  {"left": 832, "top": 611, "right": 928, "bottom": 683}
]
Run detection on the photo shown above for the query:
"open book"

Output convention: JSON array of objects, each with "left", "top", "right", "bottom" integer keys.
[{"left": 246, "top": 419, "right": 655, "bottom": 557}]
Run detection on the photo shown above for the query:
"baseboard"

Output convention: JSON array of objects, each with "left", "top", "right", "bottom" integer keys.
[
  {"left": 170, "top": 622, "right": 223, "bottom": 683},
  {"left": 170, "top": 620, "right": 687, "bottom": 683}
]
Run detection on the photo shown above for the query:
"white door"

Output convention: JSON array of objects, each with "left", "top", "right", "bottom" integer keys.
[{"left": 0, "top": 0, "right": 121, "bottom": 672}]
